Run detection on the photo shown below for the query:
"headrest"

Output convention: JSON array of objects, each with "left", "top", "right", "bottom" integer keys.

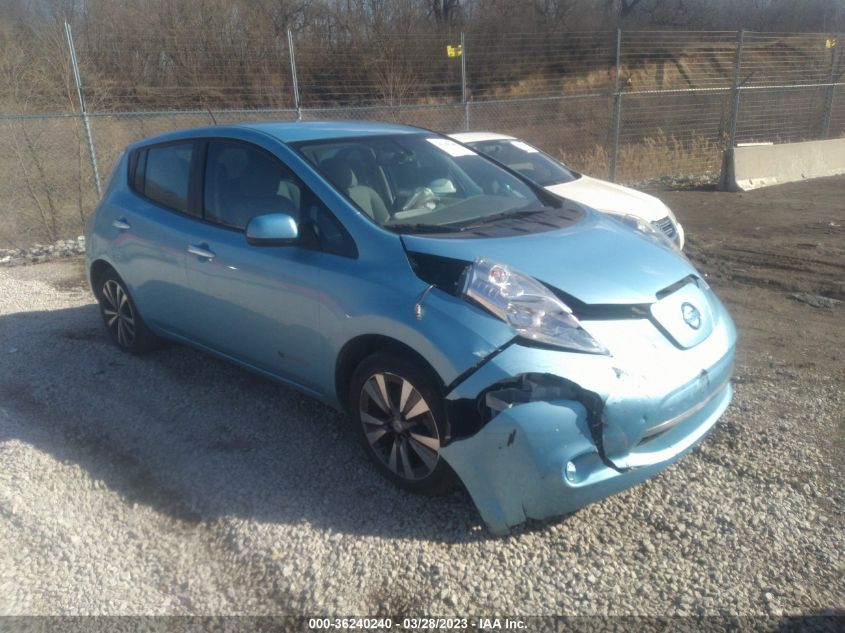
[
  {"left": 240, "top": 154, "right": 283, "bottom": 196},
  {"left": 321, "top": 157, "right": 357, "bottom": 190},
  {"left": 216, "top": 146, "right": 248, "bottom": 179}
]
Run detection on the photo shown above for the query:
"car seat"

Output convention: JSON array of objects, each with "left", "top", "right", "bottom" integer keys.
[
  {"left": 321, "top": 158, "right": 389, "bottom": 224},
  {"left": 221, "top": 153, "right": 299, "bottom": 229}
]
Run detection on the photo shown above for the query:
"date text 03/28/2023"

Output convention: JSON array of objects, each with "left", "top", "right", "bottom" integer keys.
[{"left": 307, "top": 617, "right": 527, "bottom": 630}]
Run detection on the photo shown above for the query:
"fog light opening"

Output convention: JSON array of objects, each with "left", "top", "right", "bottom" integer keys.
[{"left": 565, "top": 461, "right": 577, "bottom": 482}]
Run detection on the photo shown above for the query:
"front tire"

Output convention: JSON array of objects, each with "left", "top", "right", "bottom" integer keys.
[
  {"left": 95, "top": 269, "right": 161, "bottom": 354},
  {"left": 349, "top": 353, "right": 457, "bottom": 495}
]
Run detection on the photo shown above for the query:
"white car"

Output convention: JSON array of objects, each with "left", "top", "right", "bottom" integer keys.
[{"left": 450, "top": 132, "right": 685, "bottom": 249}]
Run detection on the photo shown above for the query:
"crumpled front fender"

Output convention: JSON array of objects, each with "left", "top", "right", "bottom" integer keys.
[{"left": 440, "top": 400, "right": 595, "bottom": 535}]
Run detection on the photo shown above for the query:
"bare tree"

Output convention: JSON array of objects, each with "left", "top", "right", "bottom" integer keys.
[
  {"left": 430, "top": 0, "right": 462, "bottom": 29},
  {"left": 604, "top": 0, "right": 645, "bottom": 24}
]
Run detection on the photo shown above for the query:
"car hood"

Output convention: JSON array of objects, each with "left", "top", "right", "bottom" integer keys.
[
  {"left": 402, "top": 210, "right": 695, "bottom": 305},
  {"left": 547, "top": 175, "right": 668, "bottom": 222}
]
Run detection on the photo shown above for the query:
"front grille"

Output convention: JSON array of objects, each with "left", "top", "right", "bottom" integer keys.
[{"left": 652, "top": 216, "right": 678, "bottom": 242}]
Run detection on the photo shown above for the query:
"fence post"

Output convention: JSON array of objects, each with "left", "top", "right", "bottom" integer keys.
[
  {"left": 64, "top": 21, "right": 101, "bottom": 198},
  {"left": 461, "top": 31, "right": 469, "bottom": 131},
  {"left": 609, "top": 28, "right": 622, "bottom": 182},
  {"left": 287, "top": 28, "right": 302, "bottom": 120},
  {"left": 820, "top": 33, "right": 841, "bottom": 139},
  {"left": 726, "top": 30, "right": 746, "bottom": 150}
]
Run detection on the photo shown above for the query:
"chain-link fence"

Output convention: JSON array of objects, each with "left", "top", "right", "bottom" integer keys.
[{"left": 1, "top": 26, "right": 843, "bottom": 246}]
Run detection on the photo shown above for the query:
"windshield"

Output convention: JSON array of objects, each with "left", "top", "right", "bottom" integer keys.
[
  {"left": 466, "top": 139, "right": 579, "bottom": 186},
  {"left": 294, "top": 134, "right": 556, "bottom": 233}
]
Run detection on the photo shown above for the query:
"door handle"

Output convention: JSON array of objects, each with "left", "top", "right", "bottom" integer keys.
[
  {"left": 187, "top": 243, "right": 215, "bottom": 260},
  {"left": 112, "top": 218, "right": 131, "bottom": 230}
]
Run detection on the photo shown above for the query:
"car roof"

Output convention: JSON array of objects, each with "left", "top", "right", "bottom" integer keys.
[
  {"left": 237, "top": 120, "right": 426, "bottom": 142},
  {"left": 449, "top": 131, "right": 516, "bottom": 143},
  {"left": 127, "top": 120, "right": 429, "bottom": 150}
]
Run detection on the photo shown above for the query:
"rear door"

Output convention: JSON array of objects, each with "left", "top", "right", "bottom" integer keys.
[
  {"left": 114, "top": 141, "right": 199, "bottom": 335},
  {"left": 182, "top": 139, "right": 355, "bottom": 394}
]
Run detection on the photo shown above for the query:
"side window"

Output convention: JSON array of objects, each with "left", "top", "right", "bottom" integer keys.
[
  {"left": 203, "top": 140, "right": 357, "bottom": 257},
  {"left": 204, "top": 141, "right": 301, "bottom": 231},
  {"left": 141, "top": 143, "right": 194, "bottom": 214}
]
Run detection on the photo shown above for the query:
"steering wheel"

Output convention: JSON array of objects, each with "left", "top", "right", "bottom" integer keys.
[{"left": 402, "top": 187, "right": 439, "bottom": 211}]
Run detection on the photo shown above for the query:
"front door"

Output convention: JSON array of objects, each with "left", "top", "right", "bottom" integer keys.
[{"left": 183, "top": 140, "right": 343, "bottom": 394}]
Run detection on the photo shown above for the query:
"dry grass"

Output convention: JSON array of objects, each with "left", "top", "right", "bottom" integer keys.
[{"left": 0, "top": 118, "right": 98, "bottom": 248}]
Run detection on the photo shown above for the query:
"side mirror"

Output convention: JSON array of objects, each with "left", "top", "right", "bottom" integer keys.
[{"left": 245, "top": 213, "right": 298, "bottom": 246}]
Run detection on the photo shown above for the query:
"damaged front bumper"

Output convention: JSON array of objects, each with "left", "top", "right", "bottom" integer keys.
[{"left": 440, "top": 308, "right": 736, "bottom": 535}]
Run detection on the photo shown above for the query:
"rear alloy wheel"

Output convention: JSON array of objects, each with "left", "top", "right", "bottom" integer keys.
[
  {"left": 101, "top": 279, "right": 136, "bottom": 348},
  {"left": 350, "top": 353, "right": 456, "bottom": 495},
  {"left": 95, "top": 270, "right": 162, "bottom": 354}
]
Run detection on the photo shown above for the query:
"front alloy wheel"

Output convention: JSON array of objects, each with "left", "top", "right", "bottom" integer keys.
[
  {"left": 360, "top": 372, "right": 441, "bottom": 481},
  {"left": 350, "top": 353, "right": 456, "bottom": 495}
]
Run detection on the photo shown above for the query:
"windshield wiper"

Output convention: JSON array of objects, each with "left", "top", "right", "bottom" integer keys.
[
  {"left": 452, "top": 208, "right": 547, "bottom": 231},
  {"left": 386, "top": 209, "right": 549, "bottom": 234},
  {"left": 385, "top": 223, "right": 459, "bottom": 234}
]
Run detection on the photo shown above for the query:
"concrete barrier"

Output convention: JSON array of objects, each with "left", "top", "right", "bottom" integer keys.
[{"left": 720, "top": 138, "right": 845, "bottom": 192}]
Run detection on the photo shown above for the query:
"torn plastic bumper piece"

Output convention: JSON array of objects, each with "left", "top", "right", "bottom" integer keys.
[{"left": 440, "top": 369, "right": 733, "bottom": 535}]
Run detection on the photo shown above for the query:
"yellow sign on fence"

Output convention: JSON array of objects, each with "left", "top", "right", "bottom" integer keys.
[
  {"left": 447, "top": 44, "right": 463, "bottom": 58},
  {"left": 826, "top": 37, "right": 836, "bottom": 49}
]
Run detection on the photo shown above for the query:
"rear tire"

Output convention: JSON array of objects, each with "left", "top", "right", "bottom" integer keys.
[
  {"left": 94, "top": 269, "right": 162, "bottom": 354},
  {"left": 349, "top": 352, "right": 457, "bottom": 495}
]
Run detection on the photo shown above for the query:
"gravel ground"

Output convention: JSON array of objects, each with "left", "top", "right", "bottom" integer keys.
[{"left": 1, "top": 177, "right": 844, "bottom": 617}]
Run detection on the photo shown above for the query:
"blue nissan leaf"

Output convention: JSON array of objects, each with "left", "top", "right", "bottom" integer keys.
[{"left": 86, "top": 121, "right": 736, "bottom": 534}]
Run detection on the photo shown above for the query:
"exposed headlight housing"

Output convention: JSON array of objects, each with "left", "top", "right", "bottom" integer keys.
[
  {"left": 618, "top": 213, "right": 679, "bottom": 250},
  {"left": 460, "top": 258, "right": 608, "bottom": 354},
  {"left": 663, "top": 204, "right": 680, "bottom": 228}
]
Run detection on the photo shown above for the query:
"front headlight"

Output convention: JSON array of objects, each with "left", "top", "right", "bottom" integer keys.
[{"left": 460, "top": 258, "right": 608, "bottom": 354}]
